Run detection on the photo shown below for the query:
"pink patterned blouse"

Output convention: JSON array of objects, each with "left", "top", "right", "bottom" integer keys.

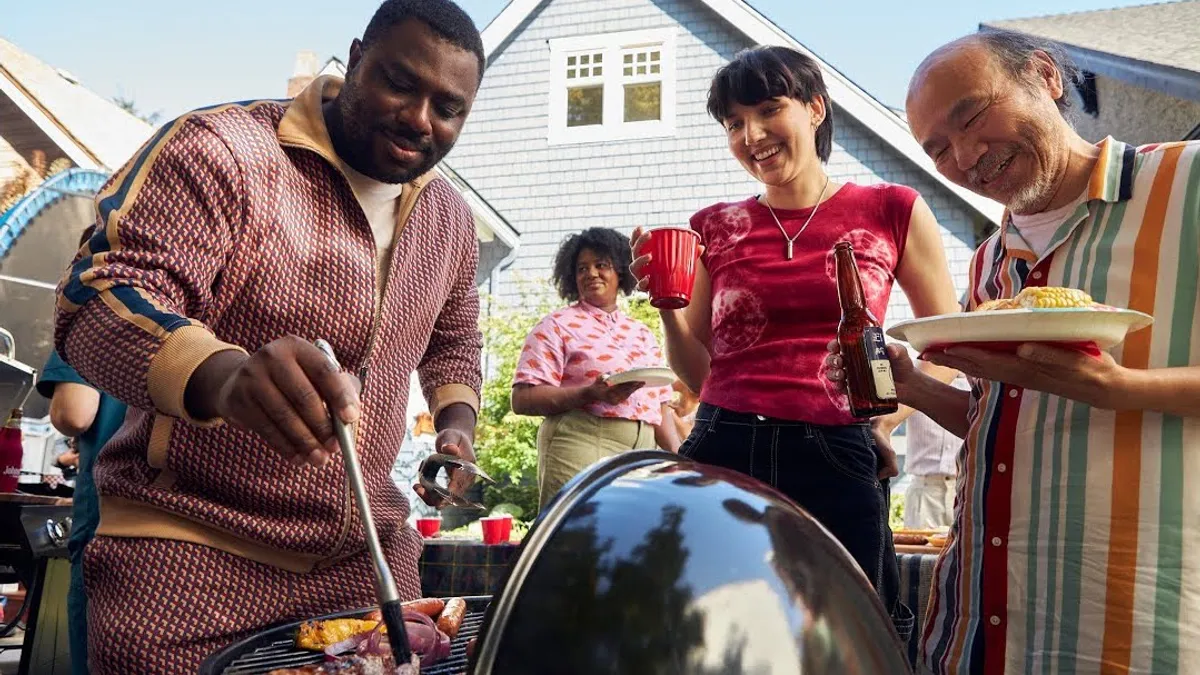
[{"left": 513, "top": 302, "right": 671, "bottom": 425}]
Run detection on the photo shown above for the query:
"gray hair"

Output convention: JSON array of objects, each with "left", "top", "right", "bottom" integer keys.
[{"left": 975, "top": 28, "right": 1081, "bottom": 118}]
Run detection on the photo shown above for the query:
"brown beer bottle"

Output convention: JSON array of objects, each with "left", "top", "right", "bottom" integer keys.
[{"left": 834, "top": 242, "right": 898, "bottom": 418}]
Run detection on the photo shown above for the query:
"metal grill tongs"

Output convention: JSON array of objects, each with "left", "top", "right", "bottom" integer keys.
[
  {"left": 418, "top": 452, "right": 495, "bottom": 510},
  {"left": 314, "top": 339, "right": 417, "bottom": 672}
]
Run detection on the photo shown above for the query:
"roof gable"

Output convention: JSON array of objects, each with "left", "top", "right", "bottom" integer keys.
[
  {"left": 982, "top": 2, "right": 1200, "bottom": 104},
  {"left": 984, "top": 2, "right": 1200, "bottom": 75},
  {"left": 481, "top": 0, "right": 1004, "bottom": 224},
  {"left": 0, "top": 38, "right": 154, "bottom": 171}
]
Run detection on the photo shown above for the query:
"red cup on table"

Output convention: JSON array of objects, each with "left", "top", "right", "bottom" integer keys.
[
  {"left": 415, "top": 517, "right": 442, "bottom": 538},
  {"left": 480, "top": 515, "right": 513, "bottom": 545},
  {"left": 638, "top": 226, "right": 702, "bottom": 310}
]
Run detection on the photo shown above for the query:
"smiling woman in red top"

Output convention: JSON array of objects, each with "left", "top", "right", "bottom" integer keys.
[
  {"left": 512, "top": 227, "right": 677, "bottom": 511},
  {"left": 631, "top": 46, "right": 960, "bottom": 640}
]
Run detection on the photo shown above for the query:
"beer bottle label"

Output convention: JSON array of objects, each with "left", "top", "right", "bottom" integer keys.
[{"left": 862, "top": 327, "right": 897, "bottom": 400}]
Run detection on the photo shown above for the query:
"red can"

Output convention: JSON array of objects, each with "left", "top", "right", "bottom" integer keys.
[{"left": 0, "top": 409, "right": 23, "bottom": 493}]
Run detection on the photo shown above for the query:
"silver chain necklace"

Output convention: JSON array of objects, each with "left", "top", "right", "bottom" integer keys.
[{"left": 762, "top": 175, "right": 830, "bottom": 260}]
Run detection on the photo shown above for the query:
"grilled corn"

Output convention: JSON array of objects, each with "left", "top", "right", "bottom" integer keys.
[
  {"left": 1013, "top": 287, "right": 1094, "bottom": 309},
  {"left": 973, "top": 288, "right": 1095, "bottom": 312}
]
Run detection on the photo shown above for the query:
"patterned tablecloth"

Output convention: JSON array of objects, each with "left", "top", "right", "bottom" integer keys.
[
  {"left": 898, "top": 551, "right": 941, "bottom": 668},
  {"left": 418, "top": 538, "right": 941, "bottom": 668},
  {"left": 418, "top": 539, "right": 521, "bottom": 598}
]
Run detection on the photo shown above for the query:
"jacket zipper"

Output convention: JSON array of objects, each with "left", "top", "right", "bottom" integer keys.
[{"left": 328, "top": 180, "right": 427, "bottom": 559}]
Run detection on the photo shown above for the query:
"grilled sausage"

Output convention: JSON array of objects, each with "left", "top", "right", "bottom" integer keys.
[
  {"left": 893, "top": 533, "right": 928, "bottom": 546},
  {"left": 436, "top": 597, "right": 467, "bottom": 639},
  {"left": 404, "top": 597, "right": 446, "bottom": 618}
]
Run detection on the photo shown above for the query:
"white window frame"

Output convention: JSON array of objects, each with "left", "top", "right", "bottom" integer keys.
[{"left": 547, "top": 28, "right": 677, "bottom": 146}]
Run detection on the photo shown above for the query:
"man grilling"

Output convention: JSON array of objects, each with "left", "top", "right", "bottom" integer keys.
[{"left": 54, "top": 1, "right": 484, "bottom": 671}]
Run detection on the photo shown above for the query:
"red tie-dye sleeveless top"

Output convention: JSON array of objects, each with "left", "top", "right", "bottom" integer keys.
[{"left": 689, "top": 182, "right": 917, "bottom": 425}]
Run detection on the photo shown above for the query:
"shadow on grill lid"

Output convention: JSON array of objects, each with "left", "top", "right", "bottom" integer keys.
[{"left": 471, "top": 450, "right": 911, "bottom": 674}]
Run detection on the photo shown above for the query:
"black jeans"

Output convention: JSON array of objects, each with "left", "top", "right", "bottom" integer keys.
[{"left": 680, "top": 402, "right": 912, "bottom": 641}]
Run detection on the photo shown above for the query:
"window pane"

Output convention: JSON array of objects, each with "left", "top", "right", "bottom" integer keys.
[
  {"left": 581, "top": 54, "right": 590, "bottom": 64},
  {"left": 624, "top": 54, "right": 633, "bottom": 64},
  {"left": 567, "top": 69, "right": 576, "bottom": 79},
  {"left": 624, "top": 66, "right": 633, "bottom": 76},
  {"left": 624, "top": 82, "right": 661, "bottom": 122},
  {"left": 637, "top": 53, "right": 646, "bottom": 62},
  {"left": 568, "top": 85, "right": 604, "bottom": 127},
  {"left": 568, "top": 56, "right": 577, "bottom": 66},
  {"left": 651, "top": 51, "right": 660, "bottom": 62},
  {"left": 650, "top": 64, "right": 660, "bottom": 74},
  {"left": 637, "top": 65, "right": 646, "bottom": 75},
  {"left": 594, "top": 66, "right": 603, "bottom": 76},
  {"left": 595, "top": 54, "right": 603, "bottom": 63}
]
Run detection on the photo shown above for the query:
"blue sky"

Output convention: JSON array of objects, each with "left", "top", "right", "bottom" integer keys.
[{"left": 5, "top": 0, "right": 1159, "bottom": 121}]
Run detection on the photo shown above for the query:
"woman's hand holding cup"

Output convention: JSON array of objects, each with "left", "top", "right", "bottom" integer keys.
[{"left": 629, "top": 226, "right": 703, "bottom": 309}]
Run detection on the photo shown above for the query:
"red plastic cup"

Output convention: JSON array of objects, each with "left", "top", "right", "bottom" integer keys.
[
  {"left": 415, "top": 517, "right": 442, "bottom": 538},
  {"left": 480, "top": 515, "right": 513, "bottom": 545},
  {"left": 639, "top": 226, "right": 701, "bottom": 310}
]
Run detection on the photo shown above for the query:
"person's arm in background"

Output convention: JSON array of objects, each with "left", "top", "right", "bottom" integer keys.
[
  {"left": 50, "top": 384, "right": 100, "bottom": 437},
  {"left": 655, "top": 405, "right": 682, "bottom": 452},
  {"left": 37, "top": 349, "right": 100, "bottom": 437}
]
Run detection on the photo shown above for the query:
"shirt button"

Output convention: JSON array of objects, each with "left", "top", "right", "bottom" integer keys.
[
  {"left": 997, "top": 463, "right": 1007, "bottom": 473},
  {"left": 990, "top": 615, "right": 1002, "bottom": 626},
  {"left": 991, "top": 536, "right": 1003, "bottom": 547},
  {"left": 1008, "top": 389, "right": 1019, "bottom": 399},
  {"left": 1031, "top": 271, "right": 1043, "bottom": 280}
]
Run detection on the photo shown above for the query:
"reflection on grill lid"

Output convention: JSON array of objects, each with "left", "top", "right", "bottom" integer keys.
[{"left": 473, "top": 450, "right": 911, "bottom": 674}]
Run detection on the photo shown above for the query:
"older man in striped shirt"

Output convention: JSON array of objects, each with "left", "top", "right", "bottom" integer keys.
[{"left": 886, "top": 29, "right": 1200, "bottom": 675}]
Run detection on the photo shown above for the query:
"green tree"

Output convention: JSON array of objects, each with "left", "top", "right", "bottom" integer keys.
[{"left": 112, "top": 94, "right": 162, "bottom": 126}]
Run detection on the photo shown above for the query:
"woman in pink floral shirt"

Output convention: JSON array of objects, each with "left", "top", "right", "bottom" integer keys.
[{"left": 512, "top": 228, "right": 678, "bottom": 510}]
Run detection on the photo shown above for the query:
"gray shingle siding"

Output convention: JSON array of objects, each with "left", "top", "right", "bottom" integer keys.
[{"left": 455, "top": 0, "right": 982, "bottom": 326}]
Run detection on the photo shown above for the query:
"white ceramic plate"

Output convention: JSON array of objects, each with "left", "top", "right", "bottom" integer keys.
[
  {"left": 605, "top": 367, "right": 677, "bottom": 387},
  {"left": 887, "top": 307, "right": 1154, "bottom": 352}
]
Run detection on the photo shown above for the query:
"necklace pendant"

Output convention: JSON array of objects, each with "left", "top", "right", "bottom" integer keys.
[{"left": 786, "top": 240, "right": 794, "bottom": 260}]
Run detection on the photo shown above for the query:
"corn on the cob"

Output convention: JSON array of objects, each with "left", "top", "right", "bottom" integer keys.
[
  {"left": 295, "top": 618, "right": 381, "bottom": 650},
  {"left": 1013, "top": 286, "right": 1094, "bottom": 309}
]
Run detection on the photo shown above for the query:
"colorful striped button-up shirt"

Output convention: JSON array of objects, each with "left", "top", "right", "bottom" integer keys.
[{"left": 920, "top": 137, "right": 1200, "bottom": 675}]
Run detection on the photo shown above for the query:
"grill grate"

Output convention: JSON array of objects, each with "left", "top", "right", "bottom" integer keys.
[{"left": 201, "top": 597, "right": 489, "bottom": 675}]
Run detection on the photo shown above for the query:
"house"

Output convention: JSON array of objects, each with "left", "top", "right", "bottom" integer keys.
[
  {"left": 286, "top": 52, "right": 522, "bottom": 288},
  {"left": 449, "top": 0, "right": 1002, "bottom": 331},
  {"left": 0, "top": 37, "right": 156, "bottom": 418},
  {"left": 983, "top": 1, "right": 1200, "bottom": 145}
]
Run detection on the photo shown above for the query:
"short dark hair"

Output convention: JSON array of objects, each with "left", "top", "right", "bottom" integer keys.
[
  {"left": 707, "top": 46, "right": 834, "bottom": 163},
  {"left": 551, "top": 228, "right": 636, "bottom": 302},
  {"left": 975, "top": 28, "right": 1081, "bottom": 117},
  {"left": 362, "top": 0, "right": 485, "bottom": 84}
]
